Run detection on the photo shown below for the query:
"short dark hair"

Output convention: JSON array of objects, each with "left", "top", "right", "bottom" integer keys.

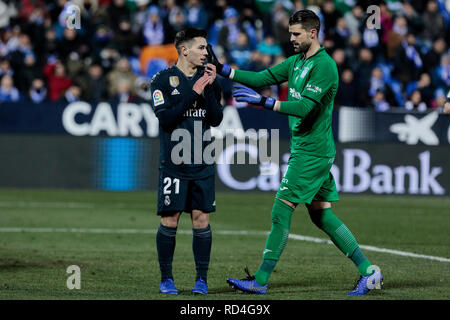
[
  {"left": 289, "top": 10, "right": 321, "bottom": 32},
  {"left": 174, "top": 28, "right": 207, "bottom": 53}
]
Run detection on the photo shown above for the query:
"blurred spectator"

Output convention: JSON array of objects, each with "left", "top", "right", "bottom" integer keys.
[
  {"left": 185, "top": 0, "right": 208, "bottom": 30},
  {"left": 206, "top": 0, "right": 227, "bottom": 23},
  {"left": 42, "top": 28, "right": 59, "bottom": 60},
  {"left": 246, "top": 51, "right": 274, "bottom": 72},
  {"left": 142, "top": 5, "right": 166, "bottom": 45},
  {"left": 15, "top": 52, "right": 40, "bottom": 93},
  {"left": 22, "top": 6, "right": 47, "bottom": 63},
  {"left": 0, "top": 58, "right": 13, "bottom": 77},
  {"left": 368, "top": 67, "right": 385, "bottom": 98},
  {"left": 98, "top": 47, "right": 121, "bottom": 73},
  {"left": 0, "top": 26, "right": 19, "bottom": 58},
  {"left": 443, "top": 90, "right": 450, "bottom": 114},
  {"left": 8, "top": 33, "right": 35, "bottom": 71},
  {"left": 361, "top": 25, "right": 380, "bottom": 57},
  {"left": 386, "top": 16, "right": 408, "bottom": 59},
  {"left": 272, "top": 3, "right": 292, "bottom": 57},
  {"left": 331, "top": 48, "right": 347, "bottom": 75},
  {"left": 336, "top": 68, "right": 358, "bottom": 106},
  {"left": 352, "top": 48, "right": 374, "bottom": 90},
  {"left": 402, "top": 1, "right": 423, "bottom": 36},
  {"left": 132, "top": 0, "right": 151, "bottom": 34},
  {"left": 321, "top": 0, "right": 341, "bottom": 35},
  {"left": 344, "top": 5, "right": 364, "bottom": 37},
  {"left": 43, "top": 60, "right": 73, "bottom": 101},
  {"left": 28, "top": 78, "right": 48, "bottom": 103},
  {"left": 71, "top": 0, "right": 105, "bottom": 35},
  {"left": 420, "top": 0, "right": 446, "bottom": 43},
  {"left": 432, "top": 53, "right": 450, "bottom": 89},
  {"left": 107, "top": 57, "right": 137, "bottom": 99},
  {"left": 406, "top": 73, "right": 434, "bottom": 106},
  {"left": 218, "top": 7, "right": 241, "bottom": 51},
  {"left": 80, "top": 63, "right": 107, "bottom": 102},
  {"left": 165, "top": 0, "right": 187, "bottom": 35},
  {"left": 431, "top": 88, "right": 447, "bottom": 110},
  {"left": 393, "top": 33, "right": 422, "bottom": 86},
  {"left": 107, "top": 0, "right": 131, "bottom": 32},
  {"left": 57, "top": 28, "right": 90, "bottom": 63},
  {"left": 361, "top": 67, "right": 396, "bottom": 107},
  {"left": 345, "top": 34, "right": 362, "bottom": 68},
  {"left": 62, "top": 85, "right": 82, "bottom": 103},
  {"left": 423, "top": 38, "right": 447, "bottom": 73},
  {"left": 227, "top": 32, "right": 253, "bottom": 69},
  {"left": 91, "top": 25, "right": 113, "bottom": 58},
  {"left": 256, "top": 35, "right": 283, "bottom": 59},
  {"left": 111, "top": 18, "right": 139, "bottom": 57},
  {"left": 111, "top": 77, "right": 136, "bottom": 103},
  {"left": 405, "top": 90, "right": 427, "bottom": 112},
  {"left": 380, "top": 3, "right": 394, "bottom": 46},
  {"left": 334, "top": 0, "right": 354, "bottom": 15},
  {"left": 417, "top": 72, "right": 434, "bottom": 106},
  {"left": 218, "top": 7, "right": 257, "bottom": 52},
  {"left": 332, "top": 17, "right": 350, "bottom": 49},
  {"left": 0, "top": 74, "right": 20, "bottom": 101},
  {"left": 373, "top": 90, "right": 390, "bottom": 112}
]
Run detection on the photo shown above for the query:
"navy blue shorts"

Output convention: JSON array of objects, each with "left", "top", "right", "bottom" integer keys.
[{"left": 157, "top": 170, "right": 216, "bottom": 216}]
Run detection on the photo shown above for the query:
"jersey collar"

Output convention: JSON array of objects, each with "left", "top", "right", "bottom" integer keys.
[
  {"left": 174, "top": 64, "right": 201, "bottom": 80},
  {"left": 302, "top": 46, "right": 325, "bottom": 61}
]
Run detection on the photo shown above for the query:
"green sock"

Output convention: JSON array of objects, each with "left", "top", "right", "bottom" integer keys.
[
  {"left": 254, "top": 198, "right": 294, "bottom": 286},
  {"left": 350, "top": 247, "right": 372, "bottom": 276},
  {"left": 254, "top": 259, "right": 277, "bottom": 286},
  {"left": 309, "top": 208, "right": 372, "bottom": 276}
]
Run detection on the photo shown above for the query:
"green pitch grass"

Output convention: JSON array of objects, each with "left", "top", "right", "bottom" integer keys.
[{"left": 0, "top": 189, "right": 449, "bottom": 300}]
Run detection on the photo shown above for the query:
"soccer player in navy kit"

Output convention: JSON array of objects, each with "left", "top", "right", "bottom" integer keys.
[{"left": 150, "top": 28, "right": 223, "bottom": 295}]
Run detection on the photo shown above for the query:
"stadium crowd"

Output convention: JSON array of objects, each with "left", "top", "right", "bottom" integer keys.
[{"left": 0, "top": 0, "right": 448, "bottom": 112}]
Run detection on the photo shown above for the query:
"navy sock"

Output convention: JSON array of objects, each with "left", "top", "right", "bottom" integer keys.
[
  {"left": 156, "top": 223, "right": 177, "bottom": 280},
  {"left": 192, "top": 225, "right": 212, "bottom": 282}
]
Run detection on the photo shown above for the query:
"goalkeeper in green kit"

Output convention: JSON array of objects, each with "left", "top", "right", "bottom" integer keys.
[{"left": 207, "top": 9, "right": 383, "bottom": 295}]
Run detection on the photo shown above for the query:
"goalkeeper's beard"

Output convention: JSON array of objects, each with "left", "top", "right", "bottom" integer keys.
[{"left": 294, "top": 41, "right": 311, "bottom": 53}]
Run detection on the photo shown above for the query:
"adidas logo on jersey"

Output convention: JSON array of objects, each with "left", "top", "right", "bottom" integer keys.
[{"left": 171, "top": 89, "right": 180, "bottom": 95}]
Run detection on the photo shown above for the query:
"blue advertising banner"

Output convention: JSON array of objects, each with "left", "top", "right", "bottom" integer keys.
[
  {"left": 374, "top": 111, "right": 450, "bottom": 145},
  {"left": 0, "top": 101, "right": 338, "bottom": 140},
  {"left": 1, "top": 101, "right": 448, "bottom": 144}
]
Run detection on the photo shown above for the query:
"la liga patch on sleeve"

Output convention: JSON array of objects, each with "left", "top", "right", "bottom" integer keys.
[{"left": 153, "top": 90, "right": 165, "bottom": 106}]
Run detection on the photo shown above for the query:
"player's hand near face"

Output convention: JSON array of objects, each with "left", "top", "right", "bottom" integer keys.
[{"left": 193, "top": 73, "right": 211, "bottom": 95}]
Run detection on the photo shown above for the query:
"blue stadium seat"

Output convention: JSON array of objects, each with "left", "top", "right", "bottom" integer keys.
[
  {"left": 145, "top": 58, "right": 169, "bottom": 78},
  {"left": 129, "top": 57, "right": 143, "bottom": 76}
]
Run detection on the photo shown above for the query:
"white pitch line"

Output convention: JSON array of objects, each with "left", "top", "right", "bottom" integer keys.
[
  {"left": 0, "top": 201, "right": 94, "bottom": 209},
  {"left": 0, "top": 227, "right": 449, "bottom": 263}
]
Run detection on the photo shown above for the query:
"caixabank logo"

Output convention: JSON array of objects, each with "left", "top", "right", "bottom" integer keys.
[{"left": 216, "top": 143, "right": 447, "bottom": 196}]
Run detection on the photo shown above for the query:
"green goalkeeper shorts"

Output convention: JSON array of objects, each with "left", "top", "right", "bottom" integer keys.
[{"left": 276, "top": 153, "right": 339, "bottom": 204}]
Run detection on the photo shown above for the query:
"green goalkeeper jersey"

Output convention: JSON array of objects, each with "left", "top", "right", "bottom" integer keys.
[{"left": 232, "top": 47, "right": 338, "bottom": 158}]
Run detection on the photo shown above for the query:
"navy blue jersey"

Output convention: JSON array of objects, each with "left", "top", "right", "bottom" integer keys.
[{"left": 150, "top": 65, "right": 223, "bottom": 179}]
